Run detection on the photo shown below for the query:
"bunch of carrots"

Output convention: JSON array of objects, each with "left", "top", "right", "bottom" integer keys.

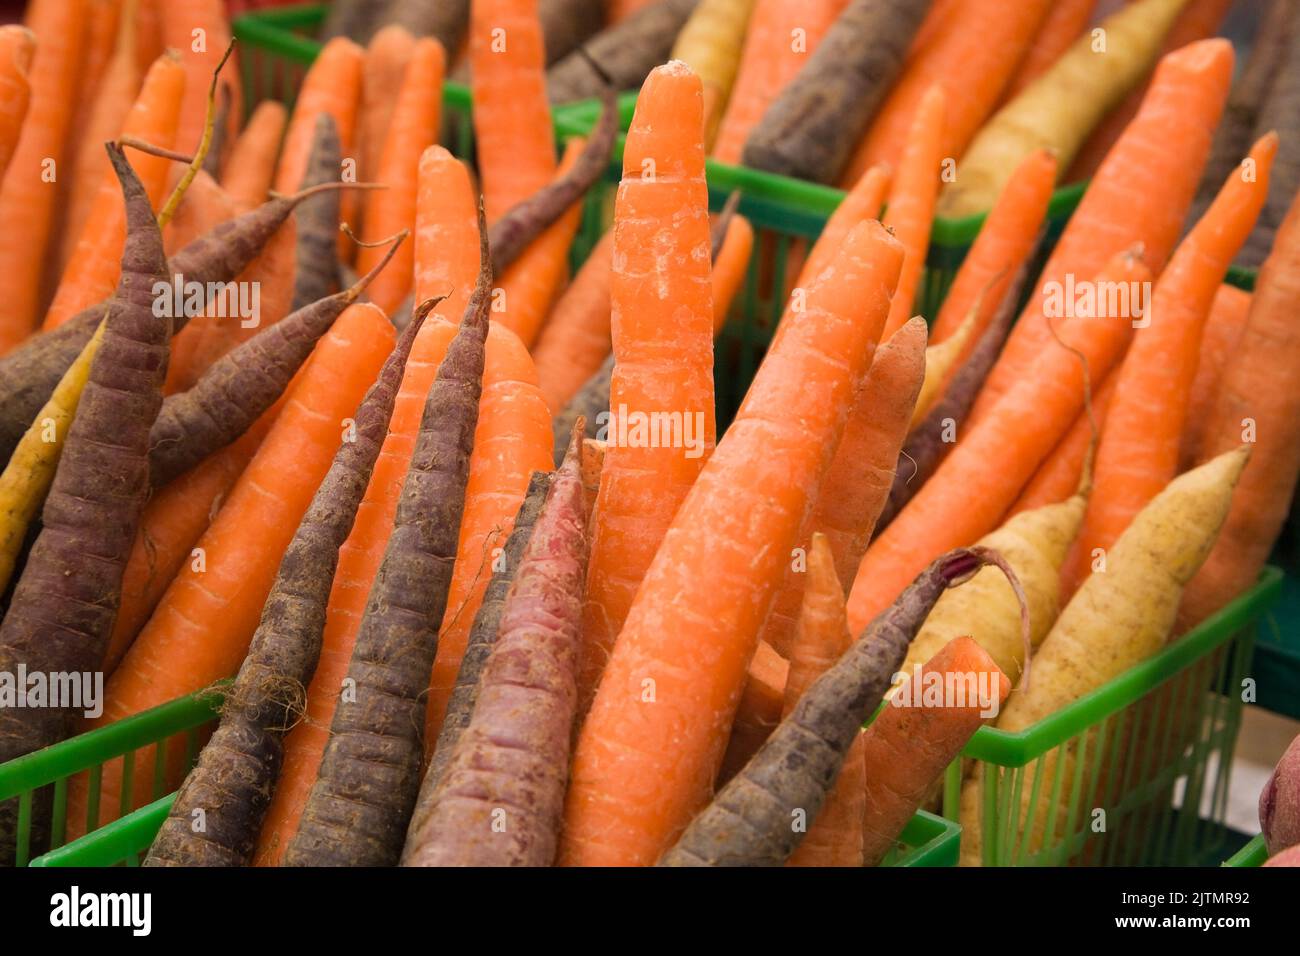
[{"left": 0, "top": 0, "right": 1295, "bottom": 871}]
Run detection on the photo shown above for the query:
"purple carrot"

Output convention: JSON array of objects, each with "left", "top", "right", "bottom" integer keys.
[
  {"left": 658, "top": 546, "right": 1026, "bottom": 867},
  {"left": 142, "top": 309, "right": 429, "bottom": 867},
  {"left": 284, "top": 203, "right": 493, "bottom": 868},
  {"left": 148, "top": 233, "right": 409, "bottom": 489},
  {"left": 290, "top": 114, "right": 343, "bottom": 312},
  {"left": 401, "top": 423, "right": 591, "bottom": 867}
]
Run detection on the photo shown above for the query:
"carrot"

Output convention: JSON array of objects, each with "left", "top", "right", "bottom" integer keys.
[
  {"left": 163, "top": 168, "right": 236, "bottom": 257},
  {"left": 793, "top": 164, "right": 890, "bottom": 292},
  {"left": 970, "top": 40, "right": 1235, "bottom": 424},
  {"left": 161, "top": 0, "right": 240, "bottom": 157},
  {"left": 840, "top": 0, "right": 1051, "bottom": 184},
  {"left": 289, "top": 116, "right": 341, "bottom": 313},
  {"left": 285, "top": 225, "right": 492, "bottom": 869},
  {"left": 716, "top": 637, "right": 789, "bottom": 785},
  {"left": 960, "top": 446, "right": 1250, "bottom": 865},
  {"left": 471, "top": 0, "right": 555, "bottom": 223},
  {"left": 401, "top": 426, "right": 589, "bottom": 867},
  {"left": 104, "top": 417, "right": 273, "bottom": 675},
  {"left": 1068, "top": 0, "right": 1235, "bottom": 182},
  {"left": 60, "top": 1, "right": 138, "bottom": 269},
  {"left": 1177, "top": 196, "right": 1300, "bottom": 630},
  {"left": 876, "top": 264, "right": 1030, "bottom": 531},
  {"left": 847, "top": 249, "right": 1150, "bottom": 633},
  {"left": 1062, "top": 133, "right": 1276, "bottom": 597},
  {"left": 0, "top": 25, "right": 33, "bottom": 183},
  {"left": 741, "top": 0, "right": 932, "bottom": 185},
  {"left": 0, "top": 0, "right": 92, "bottom": 351},
  {"left": 421, "top": 471, "right": 553, "bottom": 796},
  {"left": 1010, "top": 371, "right": 1116, "bottom": 516},
  {"left": 711, "top": 0, "right": 845, "bottom": 164},
  {"left": 354, "top": 39, "right": 444, "bottom": 314},
  {"left": 144, "top": 307, "right": 427, "bottom": 868},
  {"left": 862, "top": 637, "right": 1010, "bottom": 866},
  {"left": 272, "top": 37, "right": 364, "bottom": 195},
  {"left": 43, "top": 51, "right": 185, "bottom": 330},
  {"left": 609, "top": 0, "right": 658, "bottom": 21},
  {"left": 150, "top": 237, "right": 408, "bottom": 489},
  {"left": 491, "top": 136, "right": 587, "bottom": 348},
  {"left": 547, "top": 0, "right": 698, "bottom": 104},
  {"left": 532, "top": 230, "right": 614, "bottom": 414},
  {"left": 709, "top": 210, "right": 753, "bottom": 333},
  {"left": 0, "top": 147, "right": 168, "bottom": 856},
  {"left": 490, "top": 86, "right": 617, "bottom": 274},
  {"left": 358, "top": 24, "right": 416, "bottom": 198},
  {"left": 0, "top": 321, "right": 105, "bottom": 598},
  {"left": 759, "top": 318, "right": 927, "bottom": 658},
  {"left": 780, "top": 534, "right": 864, "bottom": 867},
  {"left": 930, "top": 148, "right": 1055, "bottom": 344},
  {"left": 412, "top": 145, "right": 479, "bottom": 322},
  {"left": 1180, "top": 284, "right": 1251, "bottom": 471},
  {"left": 560, "top": 220, "right": 903, "bottom": 866},
  {"left": 69, "top": 304, "right": 396, "bottom": 837},
  {"left": 658, "top": 547, "right": 1022, "bottom": 866},
  {"left": 669, "top": 0, "right": 756, "bottom": 148},
  {"left": 881, "top": 84, "right": 945, "bottom": 338},
  {"left": 1002, "top": 0, "right": 1097, "bottom": 100},
  {"left": 220, "top": 100, "right": 287, "bottom": 210},
  {"left": 575, "top": 63, "right": 716, "bottom": 704}
]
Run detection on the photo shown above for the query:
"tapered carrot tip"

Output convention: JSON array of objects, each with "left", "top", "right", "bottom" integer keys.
[
  {"left": 628, "top": 62, "right": 705, "bottom": 179},
  {"left": 567, "top": 417, "right": 586, "bottom": 465}
]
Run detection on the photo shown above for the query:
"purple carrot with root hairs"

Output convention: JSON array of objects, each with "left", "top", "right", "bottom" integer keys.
[
  {"left": 143, "top": 308, "right": 430, "bottom": 867},
  {"left": 488, "top": 81, "right": 618, "bottom": 274},
  {"left": 875, "top": 261, "right": 1030, "bottom": 532},
  {"left": 148, "top": 231, "right": 411, "bottom": 489},
  {"left": 658, "top": 546, "right": 1028, "bottom": 867},
  {"left": 0, "top": 180, "right": 381, "bottom": 465},
  {"left": 401, "top": 422, "right": 591, "bottom": 867},
  {"left": 290, "top": 114, "right": 343, "bottom": 312},
  {"left": 0, "top": 145, "right": 171, "bottom": 856},
  {"left": 284, "top": 203, "right": 493, "bottom": 868},
  {"left": 419, "top": 469, "right": 555, "bottom": 795}
]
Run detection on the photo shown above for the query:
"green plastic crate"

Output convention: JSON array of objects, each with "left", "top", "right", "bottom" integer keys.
[
  {"left": 947, "top": 567, "right": 1282, "bottom": 867},
  {"left": 1222, "top": 834, "right": 1268, "bottom": 867}
]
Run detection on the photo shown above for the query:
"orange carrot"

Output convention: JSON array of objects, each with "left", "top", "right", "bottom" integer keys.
[
  {"left": 134, "top": 0, "right": 163, "bottom": 71},
  {"left": 103, "top": 413, "right": 274, "bottom": 674},
  {"left": 860, "top": 636, "right": 1010, "bottom": 865},
  {"left": 0, "top": 25, "right": 34, "bottom": 183},
  {"left": 970, "top": 40, "right": 1234, "bottom": 425},
  {"left": 578, "top": 63, "right": 716, "bottom": 706},
  {"left": 794, "top": 163, "right": 890, "bottom": 292},
  {"left": 1068, "top": 0, "right": 1234, "bottom": 182},
  {"left": 0, "top": 0, "right": 91, "bottom": 352},
  {"left": 1062, "top": 133, "right": 1275, "bottom": 597},
  {"left": 881, "top": 84, "right": 945, "bottom": 337},
  {"left": 930, "top": 149, "right": 1056, "bottom": 345},
  {"left": 1003, "top": 0, "right": 1097, "bottom": 100},
  {"left": 59, "top": 0, "right": 140, "bottom": 269},
  {"left": 783, "top": 533, "right": 865, "bottom": 867},
  {"left": 494, "top": 136, "right": 584, "bottom": 347},
  {"left": 711, "top": 211, "right": 753, "bottom": 333},
  {"left": 533, "top": 230, "right": 615, "bottom": 414},
  {"left": 161, "top": 0, "right": 240, "bottom": 157},
  {"left": 273, "top": 37, "right": 363, "bottom": 195},
  {"left": 423, "top": 324, "right": 554, "bottom": 748},
  {"left": 470, "top": 0, "right": 555, "bottom": 223},
  {"left": 841, "top": 0, "right": 1051, "bottom": 182},
  {"left": 1181, "top": 283, "right": 1251, "bottom": 471},
  {"left": 1009, "top": 371, "right": 1117, "bottom": 516},
  {"left": 163, "top": 168, "right": 237, "bottom": 257},
  {"left": 220, "top": 100, "right": 287, "bottom": 211},
  {"left": 69, "top": 303, "right": 396, "bottom": 837},
  {"left": 356, "top": 37, "right": 444, "bottom": 314},
  {"left": 73, "top": 2, "right": 122, "bottom": 135},
  {"left": 359, "top": 24, "right": 417, "bottom": 188},
  {"left": 413, "top": 145, "right": 479, "bottom": 321},
  {"left": 42, "top": 52, "right": 185, "bottom": 330},
  {"left": 846, "top": 249, "right": 1151, "bottom": 633},
  {"left": 560, "top": 219, "right": 904, "bottom": 867},
  {"left": 711, "top": 0, "right": 845, "bottom": 164},
  {"left": 608, "top": 0, "right": 657, "bottom": 22},
  {"left": 1177, "top": 194, "right": 1300, "bottom": 630}
]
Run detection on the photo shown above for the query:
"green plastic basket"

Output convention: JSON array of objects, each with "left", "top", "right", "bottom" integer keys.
[
  {"left": 1222, "top": 834, "right": 1268, "bottom": 867},
  {"left": 947, "top": 567, "right": 1282, "bottom": 867},
  {"left": 12, "top": 683, "right": 955, "bottom": 867}
]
